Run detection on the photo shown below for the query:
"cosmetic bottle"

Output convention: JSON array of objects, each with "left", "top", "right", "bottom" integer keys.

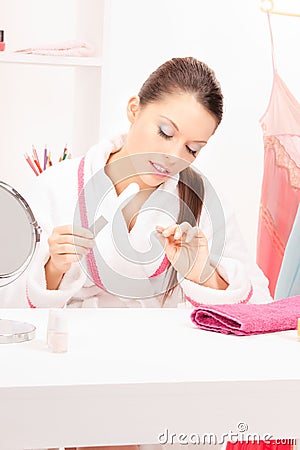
[
  {"left": 47, "top": 308, "right": 68, "bottom": 353},
  {"left": 0, "top": 30, "right": 5, "bottom": 51},
  {"left": 298, "top": 318, "right": 300, "bottom": 342}
]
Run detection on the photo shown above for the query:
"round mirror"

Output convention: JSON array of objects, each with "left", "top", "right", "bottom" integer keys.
[
  {"left": 0, "top": 181, "right": 41, "bottom": 343},
  {"left": 0, "top": 181, "right": 41, "bottom": 287}
]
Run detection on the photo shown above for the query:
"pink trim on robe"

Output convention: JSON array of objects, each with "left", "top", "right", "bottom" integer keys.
[
  {"left": 149, "top": 254, "right": 170, "bottom": 277},
  {"left": 184, "top": 294, "right": 203, "bottom": 308},
  {"left": 78, "top": 157, "right": 107, "bottom": 290},
  {"left": 26, "top": 284, "right": 36, "bottom": 308},
  {"left": 239, "top": 284, "right": 253, "bottom": 304},
  {"left": 184, "top": 284, "right": 253, "bottom": 308}
]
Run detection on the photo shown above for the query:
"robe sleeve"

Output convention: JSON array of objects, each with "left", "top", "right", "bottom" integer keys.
[
  {"left": 25, "top": 230, "right": 87, "bottom": 308},
  {"left": 178, "top": 193, "right": 273, "bottom": 306},
  {"left": 23, "top": 161, "right": 88, "bottom": 308}
]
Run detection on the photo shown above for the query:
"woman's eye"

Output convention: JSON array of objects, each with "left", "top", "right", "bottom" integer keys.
[
  {"left": 186, "top": 146, "right": 197, "bottom": 158},
  {"left": 158, "top": 125, "right": 173, "bottom": 140}
]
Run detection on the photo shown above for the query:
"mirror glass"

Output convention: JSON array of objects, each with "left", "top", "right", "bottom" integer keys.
[
  {"left": 0, "top": 181, "right": 40, "bottom": 287},
  {"left": 0, "top": 181, "right": 40, "bottom": 343}
]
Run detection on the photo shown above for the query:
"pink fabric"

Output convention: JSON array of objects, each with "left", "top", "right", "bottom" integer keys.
[
  {"left": 15, "top": 40, "right": 94, "bottom": 57},
  {"left": 149, "top": 254, "right": 170, "bottom": 277},
  {"left": 191, "top": 295, "right": 300, "bottom": 335},
  {"left": 78, "top": 157, "right": 107, "bottom": 290},
  {"left": 257, "top": 15, "right": 300, "bottom": 297},
  {"left": 26, "top": 284, "right": 36, "bottom": 309},
  {"left": 184, "top": 294, "right": 203, "bottom": 308}
]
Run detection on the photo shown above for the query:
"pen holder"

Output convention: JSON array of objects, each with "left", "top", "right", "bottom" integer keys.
[{"left": 24, "top": 145, "right": 71, "bottom": 176}]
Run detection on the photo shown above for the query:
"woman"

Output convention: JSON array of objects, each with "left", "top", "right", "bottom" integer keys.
[{"left": 26, "top": 57, "right": 271, "bottom": 311}]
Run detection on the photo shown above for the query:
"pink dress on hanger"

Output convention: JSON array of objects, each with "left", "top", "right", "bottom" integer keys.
[
  {"left": 228, "top": 13, "right": 298, "bottom": 450},
  {"left": 256, "top": 14, "right": 300, "bottom": 297}
]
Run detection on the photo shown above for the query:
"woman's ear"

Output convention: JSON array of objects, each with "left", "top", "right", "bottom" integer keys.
[{"left": 127, "top": 95, "right": 140, "bottom": 124}]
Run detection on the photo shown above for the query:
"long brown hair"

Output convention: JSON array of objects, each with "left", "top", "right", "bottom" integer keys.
[{"left": 138, "top": 57, "right": 223, "bottom": 303}]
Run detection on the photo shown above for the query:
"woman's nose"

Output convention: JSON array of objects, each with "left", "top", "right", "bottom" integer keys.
[
  {"left": 163, "top": 146, "right": 185, "bottom": 166},
  {"left": 163, "top": 153, "right": 177, "bottom": 167}
]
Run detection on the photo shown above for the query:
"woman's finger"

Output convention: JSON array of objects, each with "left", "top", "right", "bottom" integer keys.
[
  {"left": 53, "top": 225, "right": 94, "bottom": 240},
  {"left": 55, "top": 234, "right": 95, "bottom": 250},
  {"left": 53, "top": 243, "right": 90, "bottom": 257},
  {"left": 174, "top": 221, "right": 192, "bottom": 240},
  {"left": 157, "top": 222, "right": 192, "bottom": 239},
  {"left": 161, "top": 224, "right": 177, "bottom": 237},
  {"left": 185, "top": 226, "right": 199, "bottom": 243}
]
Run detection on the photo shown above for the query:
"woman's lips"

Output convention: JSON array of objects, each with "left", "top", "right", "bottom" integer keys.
[{"left": 149, "top": 160, "right": 170, "bottom": 177}]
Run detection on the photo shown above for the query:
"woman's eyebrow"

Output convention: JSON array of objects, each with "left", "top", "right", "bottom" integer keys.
[
  {"left": 159, "top": 115, "right": 207, "bottom": 144},
  {"left": 159, "top": 115, "right": 179, "bottom": 131}
]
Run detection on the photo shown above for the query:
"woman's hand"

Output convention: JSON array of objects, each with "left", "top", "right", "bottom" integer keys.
[
  {"left": 155, "top": 222, "right": 228, "bottom": 289},
  {"left": 47, "top": 225, "right": 95, "bottom": 274},
  {"left": 45, "top": 225, "right": 95, "bottom": 289},
  {"left": 154, "top": 222, "right": 212, "bottom": 283}
]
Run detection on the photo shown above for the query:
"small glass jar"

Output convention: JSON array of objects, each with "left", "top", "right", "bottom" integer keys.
[{"left": 47, "top": 308, "right": 68, "bottom": 353}]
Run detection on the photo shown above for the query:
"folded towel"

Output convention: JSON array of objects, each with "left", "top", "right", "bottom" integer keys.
[
  {"left": 190, "top": 295, "right": 300, "bottom": 335},
  {"left": 15, "top": 40, "right": 94, "bottom": 57}
]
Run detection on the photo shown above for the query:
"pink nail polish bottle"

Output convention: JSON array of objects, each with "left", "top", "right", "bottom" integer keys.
[
  {"left": 47, "top": 309, "right": 68, "bottom": 353},
  {"left": 0, "top": 30, "right": 5, "bottom": 51}
]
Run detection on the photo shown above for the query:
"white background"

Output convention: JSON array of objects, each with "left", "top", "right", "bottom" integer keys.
[{"left": 1, "top": 0, "right": 300, "bottom": 258}]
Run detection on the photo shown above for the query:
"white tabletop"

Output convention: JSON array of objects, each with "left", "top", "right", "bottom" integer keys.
[{"left": 0, "top": 308, "right": 299, "bottom": 449}]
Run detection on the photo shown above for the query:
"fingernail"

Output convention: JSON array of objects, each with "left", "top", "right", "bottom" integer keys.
[
  {"left": 86, "top": 230, "right": 94, "bottom": 239},
  {"left": 174, "top": 233, "right": 180, "bottom": 239},
  {"left": 162, "top": 231, "right": 168, "bottom": 236}
]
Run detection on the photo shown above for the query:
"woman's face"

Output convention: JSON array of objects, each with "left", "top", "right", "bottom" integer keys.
[{"left": 122, "top": 92, "right": 218, "bottom": 188}]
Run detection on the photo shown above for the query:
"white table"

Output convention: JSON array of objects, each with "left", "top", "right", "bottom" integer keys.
[{"left": 0, "top": 308, "right": 299, "bottom": 449}]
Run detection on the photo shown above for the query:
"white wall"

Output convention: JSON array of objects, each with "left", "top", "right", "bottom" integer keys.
[
  {"left": 0, "top": 0, "right": 76, "bottom": 192},
  {"left": 1, "top": 0, "right": 300, "bottom": 258},
  {"left": 0, "top": 0, "right": 103, "bottom": 195},
  {"left": 99, "top": 0, "right": 300, "bottom": 257}
]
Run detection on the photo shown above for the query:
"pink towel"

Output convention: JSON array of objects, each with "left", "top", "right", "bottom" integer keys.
[
  {"left": 191, "top": 295, "right": 300, "bottom": 335},
  {"left": 15, "top": 40, "right": 94, "bottom": 57}
]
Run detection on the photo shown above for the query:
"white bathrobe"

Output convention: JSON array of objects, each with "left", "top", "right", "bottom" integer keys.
[{"left": 22, "top": 134, "right": 272, "bottom": 309}]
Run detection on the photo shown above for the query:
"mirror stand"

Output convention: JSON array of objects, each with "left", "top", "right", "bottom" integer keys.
[{"left": 0, "top": 319, "right": 36, "bottom": 343}]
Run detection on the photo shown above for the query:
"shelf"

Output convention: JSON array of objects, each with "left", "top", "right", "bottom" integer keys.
[{"left": 0, "top": 52, "right": 102, "bottom": 67}]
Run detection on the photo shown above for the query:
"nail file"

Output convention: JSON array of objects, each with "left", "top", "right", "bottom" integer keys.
[{"left": 89, "top": 215, "right": 108, "bottom": 237}]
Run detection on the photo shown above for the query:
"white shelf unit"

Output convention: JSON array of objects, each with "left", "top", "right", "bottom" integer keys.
[
  {"left": 0, "top": 0, "right": 110, "bottom": 194},
  {"left": 0, "top": 52, "right": 102, "bottom": 67}
]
